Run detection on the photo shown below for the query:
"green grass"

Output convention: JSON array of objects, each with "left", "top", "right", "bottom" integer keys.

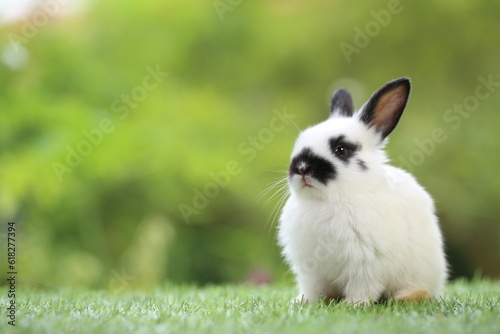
[{"left": 1, "top": 279, "right": 499, "bottom": 334}]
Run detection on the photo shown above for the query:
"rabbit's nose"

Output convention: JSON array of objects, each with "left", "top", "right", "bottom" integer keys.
[{"left": 297, "top": 162, "right": 309, "bottom": 174}]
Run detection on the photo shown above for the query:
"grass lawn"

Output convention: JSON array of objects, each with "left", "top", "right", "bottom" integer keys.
[{"left": 1, "top": 279, "right": 499, "bottom": 334}]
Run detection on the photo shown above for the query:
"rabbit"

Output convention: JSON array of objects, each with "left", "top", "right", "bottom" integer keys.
[{"left": 277, "top": 78, "right": 447, "bottom": 304}]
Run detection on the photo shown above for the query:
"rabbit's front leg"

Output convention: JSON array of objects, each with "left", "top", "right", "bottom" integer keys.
[
  {"left": 294, "top": 273, "right": 342, "bottom": 304},
  {"left": 344, "top": 279, "right": 384, "bottom": 305}
]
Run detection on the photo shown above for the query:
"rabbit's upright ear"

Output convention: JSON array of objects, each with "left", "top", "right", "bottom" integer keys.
[
  {"left": 359, "top": 78, "right": 410, "bottom": 139},
  {"left": 330, "top": 88, "right": 354, "bottom": 117}
]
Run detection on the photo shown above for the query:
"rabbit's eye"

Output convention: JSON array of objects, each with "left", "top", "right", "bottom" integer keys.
[
  {"left": 329, "top": 135, "right": 360, "bottom": 162},
  {"left": 334, "top": 145, "right": 349, "bottom": 157}
]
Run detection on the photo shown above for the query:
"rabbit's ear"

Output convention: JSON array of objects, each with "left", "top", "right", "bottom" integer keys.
[
  {"left": 330, "top": 88, "right": 354, "bottom": 117},
  {"left": 359, "top": 78, "right": 410, "bottom": 139}
]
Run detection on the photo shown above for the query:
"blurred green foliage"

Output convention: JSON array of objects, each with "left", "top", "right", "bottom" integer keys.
[{"left": 0, "top": 0, "right": 499, "bottom": 289}]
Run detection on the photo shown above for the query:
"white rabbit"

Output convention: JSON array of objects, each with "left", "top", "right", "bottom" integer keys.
[{"left": 278, "top": 78, "right": 447, "bottom": 304}]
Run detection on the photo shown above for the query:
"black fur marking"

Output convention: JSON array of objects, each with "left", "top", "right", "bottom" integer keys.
[
  {"left": 330, "top": 89, "right": 354, "bottom": 117},
  {"left": 329, "top": 135, "right": 360, "bottom": 164},
  {"left": 289, "top": 148, "right": 336, "bottom": 185},
  {"left": 357, "top": 159, "right": 368, "bottom": 171}
]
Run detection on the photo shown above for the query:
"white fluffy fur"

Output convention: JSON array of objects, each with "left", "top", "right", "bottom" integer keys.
[{"left": 278, "top": 112, "right": 447, "bottom": 303}]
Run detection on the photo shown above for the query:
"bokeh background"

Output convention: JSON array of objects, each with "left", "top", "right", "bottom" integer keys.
[{"left": 0, "top": 0, "right": 499, "bottom": 290}]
